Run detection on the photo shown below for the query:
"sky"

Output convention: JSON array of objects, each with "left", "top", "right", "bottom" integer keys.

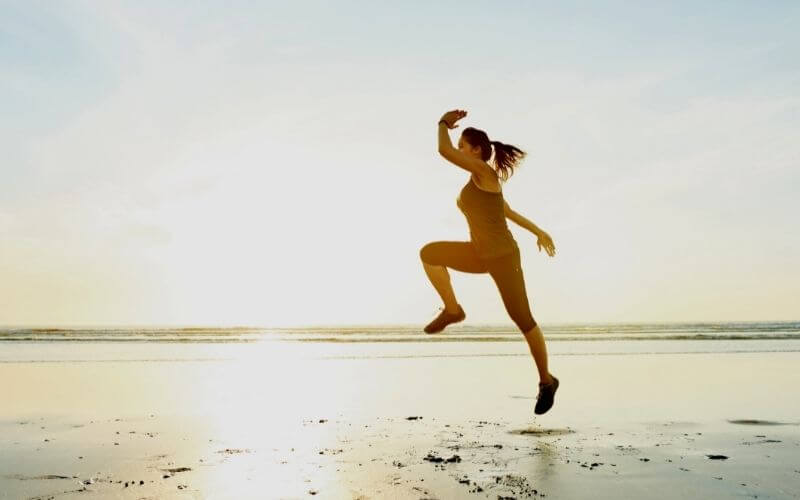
[{"left": 1, "top": 0, "right": 798, "bottom": 327}]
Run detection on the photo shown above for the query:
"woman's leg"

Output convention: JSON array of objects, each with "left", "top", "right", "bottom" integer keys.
[
  {"left": 521, "top": 325, "right": 552, "bottom": 385},
  {"left": 420, "top": 241, "right": 488, "bottom": 313},
  {"left": 486, "top": 250, "right": 553, "bottom": 385}
]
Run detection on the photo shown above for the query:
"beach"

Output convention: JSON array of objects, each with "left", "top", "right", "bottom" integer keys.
[
  {"left": 6, "top": 1, "right": 800, "bottom": 498},
  {"left": 2, "top": 324, "right": 800, "bottom": 499}
]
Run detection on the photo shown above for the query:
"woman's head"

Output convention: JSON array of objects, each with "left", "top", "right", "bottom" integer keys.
[{"left": 458, "top": 126, "right": 527, "bottom": 182}]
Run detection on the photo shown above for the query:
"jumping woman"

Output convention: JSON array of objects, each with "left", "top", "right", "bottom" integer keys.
[{"left": 419, "top": 109, "right": 560, "bottom": 415}]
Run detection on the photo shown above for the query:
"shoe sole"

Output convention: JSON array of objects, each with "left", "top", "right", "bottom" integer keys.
[
  {"left": 424, "top": 310, "right": 465, "bottom": 334},
  {"left": 424, "top": 317, "right": 465, "bottom": 334}
]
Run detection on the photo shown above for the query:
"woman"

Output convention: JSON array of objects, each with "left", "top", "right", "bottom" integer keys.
[{"left": 419, "top": 109, "right": 559, "bottom": 415}]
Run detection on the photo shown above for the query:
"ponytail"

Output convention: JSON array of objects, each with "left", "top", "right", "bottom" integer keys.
[
  {"left": 462, "top": 127, "right": 527, "bottom": 182},
  {"left": 490, "top": 140, "right": 526, "bottom": 182}
]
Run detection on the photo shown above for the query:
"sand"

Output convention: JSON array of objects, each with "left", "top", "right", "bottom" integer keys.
[{"left": 2, "top": 341, "right": 799, "bottom": 499}]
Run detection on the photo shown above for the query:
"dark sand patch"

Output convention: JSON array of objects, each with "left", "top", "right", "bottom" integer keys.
[
  {"left": 651, "top": 420, "right": 701, "bottom": 428},
  {"left": 741, "top": 438, "right": 782, "bottom": 445},
  {"left": 510, "top": 427, "right": 575, "bottom": 436},
  {"left": 216, "top": 448, "right": 251, "bottom": 455},
  {"left": 161, "top": 467, "right": 192, "bottom": 473},
  {"left": 5, "top": 474, "right": 73, "bottom": 480},
  {"left": 728, "top": 419, "right": 798, "bottom": 426}
]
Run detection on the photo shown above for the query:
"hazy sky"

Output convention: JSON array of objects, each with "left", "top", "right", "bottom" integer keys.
[{"left": 2, "top": 1, "right": 798, "bottom": 327}]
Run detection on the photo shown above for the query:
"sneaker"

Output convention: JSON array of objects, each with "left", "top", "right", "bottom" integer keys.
[
  {"left": 423, "top": 304, "right": 465, "bottom": 334},
  {"left": 534, "top": 374, "right": 559, "bottom": 415}
]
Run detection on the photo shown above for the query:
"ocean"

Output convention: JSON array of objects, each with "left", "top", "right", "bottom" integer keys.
[{"left": 1, "top": 321, "right": 799, "bottom": 363}]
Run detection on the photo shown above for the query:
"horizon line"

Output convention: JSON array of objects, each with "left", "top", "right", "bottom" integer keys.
[{"left": 2, "top": 319, "right": 798, "bottom": 330}]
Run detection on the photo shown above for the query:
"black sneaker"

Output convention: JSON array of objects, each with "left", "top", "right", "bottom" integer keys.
[
  {"left": 534, "top": 375, "right": 559, "bottom": 415},
  {"left": 424, "top": 304, "right": 465, "bottom": 334}
]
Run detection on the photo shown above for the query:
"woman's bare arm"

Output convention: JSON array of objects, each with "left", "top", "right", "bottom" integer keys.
[
  {"left": 504, "top": 200, "right": 556, "bottom": 256},
  {"left": 438, "top": 122, "right": 491, "bottom": 177},
  {"left": 503, "top": 201, "right": 543, "bottom": 235}
]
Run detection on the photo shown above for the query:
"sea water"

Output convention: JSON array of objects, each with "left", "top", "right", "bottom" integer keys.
[{"left": 1, "top": 321, "right": 799, "bottom": 363}]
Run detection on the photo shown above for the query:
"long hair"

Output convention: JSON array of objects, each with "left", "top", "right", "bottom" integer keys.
[{"left": 461, "top": 127, "right": 527, "bottom": 182}]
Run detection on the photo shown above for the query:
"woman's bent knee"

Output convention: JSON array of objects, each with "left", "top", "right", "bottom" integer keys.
[
  {"left": 420, "top": 243, "right": 437, "bottom": 265},
  {"left": 512, "top": 307, "right": 537, "bottom": 333},
  {"left": 420, "top": 241, "right": 488, "bottom": 273},
  {"left": 519, "top": 318, "right": 538, "bottom": 333}
]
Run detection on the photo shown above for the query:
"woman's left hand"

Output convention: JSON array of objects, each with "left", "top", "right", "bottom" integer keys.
[
  {"left": 440, "top": 109, "right": 467, "bottom": 129},
  {"left": 536, "top": 231, "right": 556, "bottom": 257}
]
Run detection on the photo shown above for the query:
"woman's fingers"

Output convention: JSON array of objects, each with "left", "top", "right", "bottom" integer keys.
[
  {"left": 536, "top": 239, "right": 556, "bottom": 257},
  {"left": 446, "top": 109, "right": 467, "bottom": 120},
  {"left": 540, "top": 238, "right": 555, "bottom": 256}
]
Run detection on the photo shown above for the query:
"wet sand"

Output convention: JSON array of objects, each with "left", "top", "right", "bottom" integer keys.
[{"left": 2, "top": 345, "right": 799, "bottom": 498}]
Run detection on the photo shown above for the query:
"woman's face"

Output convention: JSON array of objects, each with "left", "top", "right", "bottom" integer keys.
[{"left": 457, "top": 136, "right": 481, "bottom": 159}]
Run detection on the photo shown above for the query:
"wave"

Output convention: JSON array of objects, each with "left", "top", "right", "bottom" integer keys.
[{"left": 1, "top": 321, "right": 799, "bottom": 343}]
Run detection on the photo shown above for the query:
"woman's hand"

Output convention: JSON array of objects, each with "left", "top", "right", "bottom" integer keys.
[
  {"left": 440, "top": 109, "right": 467, "bottom": 129},
  {"left": 535, "top": 230, "right": 556, "bottom": 257}
]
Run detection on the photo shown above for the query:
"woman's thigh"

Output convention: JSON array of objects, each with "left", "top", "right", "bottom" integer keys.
[
  {"left": 485, "top": 250, "right": 537, "bottom": 332},
  {"left": 419, "top": 241, "right": 489, "bottom": 274}
]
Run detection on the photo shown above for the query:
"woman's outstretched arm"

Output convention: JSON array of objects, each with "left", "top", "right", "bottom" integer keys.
[
  {"left": 504, "top": 201, "right": 556, "bottom": 256},
  {"left": 505, "top": 205, "right": 544, "bottom": 235}
]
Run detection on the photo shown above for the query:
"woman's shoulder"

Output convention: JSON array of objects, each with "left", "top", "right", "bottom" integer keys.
[{"left": 471, "top": 169, "right": 502, "bottom": 194}]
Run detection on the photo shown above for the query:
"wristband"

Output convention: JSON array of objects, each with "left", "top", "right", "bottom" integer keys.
[{"left": 438, "top": 119, "right": 449, "bottom": 127}]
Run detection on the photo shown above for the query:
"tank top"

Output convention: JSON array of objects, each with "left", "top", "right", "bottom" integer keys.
[{"left": 456, "top": 176, "right": 519, "bottom": 259}]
